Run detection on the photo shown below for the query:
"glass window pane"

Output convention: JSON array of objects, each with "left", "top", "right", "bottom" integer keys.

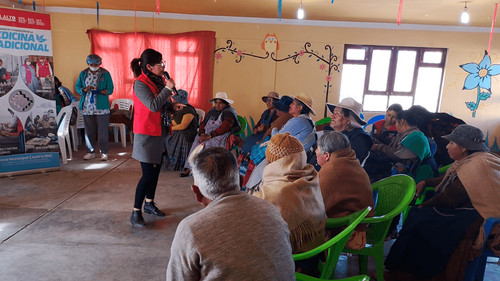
[
  {"left": 388, "top": 96, "right": 413, "bottom": 110},
  {"left": 368, "top": 50, "right": 391, "bottom": 91},
  {"left": 423, "top": 51, "right": 443, "bottom": 64},
  {"left": 363, "top": 95, "right": 388, "bottom": 112},
  {"left": 340, "top": 64, "right": 366, "bottom": 102},
  {"left": 394, "top": 50, "right": 416, "bottom": 92},
  {"left": 346, "top": 48, "right": 365, "bottom": 60},
  {"left": 414, "top": 67, "right": 442, "bottom": 112}
]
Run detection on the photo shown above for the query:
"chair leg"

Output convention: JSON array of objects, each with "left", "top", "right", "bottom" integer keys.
[
  {"left": 65, "top": 135, "right": 73, "bottom": 160},
  {"left": 358, "top": 255, "right": 368, "bottom": 275},
  {"left": 373, "top": 250, "right": 385, "bottom": 281},
  {"left": 119, "top": 124, "right": 126, "bottom": 147},
  {"left": 58, "top": 136, "right": 67, "bottom": 165},
  {"left": 113, "top": 126, "right": 119, "bottom": 143},
  {"left": 70, "top": 125, "right": 78, "bottom": 151}
]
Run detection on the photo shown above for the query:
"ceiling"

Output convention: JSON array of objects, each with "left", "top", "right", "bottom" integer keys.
[{"left": 6, "top": 0, "right": 500, "bottom": 28}]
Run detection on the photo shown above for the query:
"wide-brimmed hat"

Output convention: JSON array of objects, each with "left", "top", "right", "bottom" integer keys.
[
  {"left": 326, "top": 97, "right": 366, "bottom": 125},
  {"left": 273, "top": 96, "right": 293, "bottom": 112},
  {"left": 209, "top": 92, "right": 233, "bottom": 104},
  {"left": 173, "top": 89, "right": 189, "bottom": 105},
  {"left": 442, "top": 124, "right": 489, "bottom": 151},
  {"left": 294, "top": 94, "right": 316, "bottom": 116},
  {"left": 262, "top": 91, "right": 280, "bottom": 103}
]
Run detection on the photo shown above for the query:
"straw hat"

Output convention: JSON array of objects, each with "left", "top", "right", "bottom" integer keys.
[
  {"left": 261, "top": 91, "right": 280, "bottom": 102},
  {"left": 442, "top": 124, "right": 489, "bottom": 151},
  {"left": 209, "top": 92, "right": 234, "bottom": 104},
  {"left": 265, "top": 132, "right": 304, "bottom": 163},
  {"left": 326, "top": 97, "right": 366, "bottom": 125},
  {"left": 294, "top": 94, "right": 316, "bottom": 116}
]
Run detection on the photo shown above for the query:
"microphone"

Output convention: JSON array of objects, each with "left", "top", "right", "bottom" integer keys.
[{"left": 163, "top": 71, "right": 179, "bottom": 95}]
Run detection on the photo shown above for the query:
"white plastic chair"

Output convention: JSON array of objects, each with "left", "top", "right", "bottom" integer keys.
[
  {"left": 69, "top": 101, "right": 84, "bottom": 151},
  {"left": 56, "top": 105, "right": 74, "bottom": 164},
  {"left": 109, "top": 99, "right": 134, "bottom": 147},
  {"left": 195, "top": 108, "right": 205, "bottom": 125}
]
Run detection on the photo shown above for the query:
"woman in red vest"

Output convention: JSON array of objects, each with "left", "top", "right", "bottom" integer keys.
[{"left": 129, "top": 49, "right": 176, "bottom": 227}]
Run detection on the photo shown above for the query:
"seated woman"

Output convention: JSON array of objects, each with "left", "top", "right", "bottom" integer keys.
[
  {"left": 368, "top": 109, "right": 433, "bottom": 181},
  {"left": 325, "top": 98, "right": 373, "bottom": 164},
  {"left": 371, "top": 103, "right": 402, "bottom": 145},
  {"left": 240, "top": 91, "right": 280, "bottom": 155},
  {"left": 165, "top": 89, "right": 198, "bottom": 171},
  {"left": 181, "top": 91, "right": 240, "bottom": 177},
  {"left": 253, "top": 133, "right": 327, "bottom": 254},
  {"left": 385, "top": 124, "right": 500, "bottom": 281}
]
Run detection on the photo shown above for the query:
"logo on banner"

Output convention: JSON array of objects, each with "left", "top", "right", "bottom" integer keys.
[
  {"left": 0, "top": 14, "right": 16, "bottom": 22},
  {"left": 0, "top": 30, "right": 49, "bottom": 52}
]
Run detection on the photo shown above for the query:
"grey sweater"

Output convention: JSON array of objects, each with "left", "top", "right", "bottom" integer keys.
[{"left": 166, "top": 190, "right": 296, "bottom": 281}]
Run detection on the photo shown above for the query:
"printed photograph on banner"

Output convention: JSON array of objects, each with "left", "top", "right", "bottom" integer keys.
[{"left": 0, "top": 107, "right": 24, "bottom": 155}]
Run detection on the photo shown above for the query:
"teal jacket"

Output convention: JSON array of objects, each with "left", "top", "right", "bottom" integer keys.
[{"left": 75, "top": 68, "right": 114, "bottom": 110}]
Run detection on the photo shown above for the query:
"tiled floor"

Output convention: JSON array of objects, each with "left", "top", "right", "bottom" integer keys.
[{"left": 1, "top": 143, "right": 499, "bottom": 280}]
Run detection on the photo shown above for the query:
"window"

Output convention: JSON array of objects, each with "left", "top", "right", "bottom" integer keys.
[{"left": 340, "top": 45, "right": 447, "bottom": 112}]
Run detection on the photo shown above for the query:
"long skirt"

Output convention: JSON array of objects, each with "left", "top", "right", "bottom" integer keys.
[{"left": 165, "top": 131, "right": 193, "bottom": 171}]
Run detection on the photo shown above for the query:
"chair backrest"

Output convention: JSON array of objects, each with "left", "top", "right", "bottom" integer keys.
[
  {"left": 366, "top": 175, "right": 416, "bottom": 244},
  {"left": 293, "top": 207, "right": 372, "bottom": 280},
  {"left": 195, "top": 108, "right": 205, "bottom": 125},
  {"left": 363, "top": 114, "right": 385, "bottom": 131},
  {"left": 56, "top": 105, "right": 73, "bottom": 137},
  {"left": 235, "top": 115, "right": 247, "bottom": 137},
  {"left": 111, "top": 99, "right": 134, "bottom": 113}
]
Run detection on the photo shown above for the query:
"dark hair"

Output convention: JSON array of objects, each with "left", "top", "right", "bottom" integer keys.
[
  {"left": 387, "top": 103, "right": 403, "bottom": 113},
  {"left": 397, "top": 109, "right": 420, "bottom": 126},
  {"left": 54, "top": 76, "right": 61, "bottom": 88},
  {"left": 130, "top": 48, "right": 163, "bottom": 78},
  {"left": 295, "top": 99, "right": 311, "bottom": 115}
]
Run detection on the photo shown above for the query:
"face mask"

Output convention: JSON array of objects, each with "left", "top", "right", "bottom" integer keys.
[
  {"left": 26, "top": 62, "right": 31, "bottom": 65},
  {"left": 89, "top": 66, "right": 99, "bottom": 72}
]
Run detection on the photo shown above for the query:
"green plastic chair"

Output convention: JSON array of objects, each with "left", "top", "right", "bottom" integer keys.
[
  {"left": 293, "top": 207, "right": 372, "bottom": 281},
  {"left": 231, "top": 115, "right": 248, "bottom": 156},
  {"left": 328, "top": 175, "right": 416, "bottom": 281},
  {"left": 315, "top": 117, "right": 332, "bottom": 126}
]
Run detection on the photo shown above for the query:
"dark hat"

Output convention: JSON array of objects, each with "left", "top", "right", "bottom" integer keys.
[
  {"left": 173, "top": 89, "right": 189, "bottom": 105},
  {"left": 86, "top": 54, "right": 102, "bottom": 65},
  {"left": 442, "top": 124, "right": 489, "bottom": 151},
  {"left": 262, "top": 91, "right": 280, "bottom": 103},
  {"left": 273, "top": 96, "right": 293, "bottom": 112}
]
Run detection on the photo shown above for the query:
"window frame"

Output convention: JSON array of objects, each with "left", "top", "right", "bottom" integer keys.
[{"left": 342, "top": 44, "right": 447, "bottom": 112}]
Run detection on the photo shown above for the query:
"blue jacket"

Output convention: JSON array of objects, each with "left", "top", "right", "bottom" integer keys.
[
  {"left": 75, "top": 68, "right": 114, "bottom": 110},
  {"left": 273, "top": 114, "right": 316, "bottom": 151}
]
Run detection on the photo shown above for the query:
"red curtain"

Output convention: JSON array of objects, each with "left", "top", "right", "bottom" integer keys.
[{"left": 86, "top": 29, "right": 215, "bottom": 112}]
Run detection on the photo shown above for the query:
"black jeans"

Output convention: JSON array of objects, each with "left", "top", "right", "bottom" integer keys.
[{"left": 133, "top": 161, "right": 162, "bottom": 209}]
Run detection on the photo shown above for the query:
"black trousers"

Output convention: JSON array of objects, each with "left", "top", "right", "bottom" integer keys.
[{"left": 133, "top": 161, "right": 162, "bottom": 209}]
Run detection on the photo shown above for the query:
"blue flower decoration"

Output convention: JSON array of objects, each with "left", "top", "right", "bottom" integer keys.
[{"left": 460, "top": 51, "right": 500, "bottom": 91}]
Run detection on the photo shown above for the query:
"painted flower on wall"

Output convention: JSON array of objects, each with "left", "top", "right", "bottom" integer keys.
[{"left": 460, "top": 51, "right": 500, "bottom": 117}]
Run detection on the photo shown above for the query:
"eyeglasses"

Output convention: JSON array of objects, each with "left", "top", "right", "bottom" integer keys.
[{"left": 155, "top": 61, "right": 165, "bottom": 68}]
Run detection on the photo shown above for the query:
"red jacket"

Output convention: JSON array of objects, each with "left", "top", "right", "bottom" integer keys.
[{"left": 133, "top": 73, "right": 164, "bottom": 136}]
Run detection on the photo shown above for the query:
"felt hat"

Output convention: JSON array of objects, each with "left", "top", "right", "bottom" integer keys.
[
  {"left": 209, "top": 92, "right": 234, "bottom": 104},
  {"left": 262, "top": 91, "right": 280, "bottom": 102},
  {"left": 265, "top": 132, "right": 304, "bottom": 163},
  {"left": 294, "top": 94, "right": 316, "bottom": 116},
  {"left": 442, "top": 124, "right": 489, "bottom": 151},
  {"left": 173, "top": 89, "right": 189, "bottom": 105},
  {"left": 326, "top": 97, "right": 366, "bottom": 125},
  {"left": 273, "top": 96, "right": 294, "bottom": 112},
  {"left": 86, "top": 54, "right": 102, "bottom": 65}
]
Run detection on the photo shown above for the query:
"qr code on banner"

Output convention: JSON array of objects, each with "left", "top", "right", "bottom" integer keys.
[{"left": 9, "top": 90, "right": 34, "bottom": 112}]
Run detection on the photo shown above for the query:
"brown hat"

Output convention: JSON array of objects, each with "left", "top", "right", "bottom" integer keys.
[
  {"left": 265, "top": 132, "right": 304, "bottom": 163},
  {"left": 294, "top": 94, "right": 316, "bottom": 116},
  {"left": 262, "top": 91, "right": 280, "bottom": 102}
]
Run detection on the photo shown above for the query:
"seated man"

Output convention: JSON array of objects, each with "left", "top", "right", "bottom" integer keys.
[
  {"left": 370, "top": 103, "right": 402, "bottom": 145},
  {"left": 166, "top": 147, "right": 295, "bottom": 281},
  {"left": 316, "top": 131, "right": 374, "bottom": 249}
]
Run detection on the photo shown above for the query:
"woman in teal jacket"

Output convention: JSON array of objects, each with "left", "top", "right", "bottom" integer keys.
[{"left": 75, "top": 54, "right": 114, "bottom": 161}]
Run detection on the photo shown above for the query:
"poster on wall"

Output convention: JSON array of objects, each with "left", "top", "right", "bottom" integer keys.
[{"left": 0, "top": 7, "right": 59, "bottom": 175}]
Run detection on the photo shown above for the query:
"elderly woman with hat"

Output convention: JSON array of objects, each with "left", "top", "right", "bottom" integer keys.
[
  {"left": 240, "top": 91, "right": 280, "bottom": 155},
  {"left": 181, "top": 91, "right": 240, "bottom": 177},
  {"left": 253, "top": 133, "right": 327, "bottom": 255},
  {"left": 165, "top": 89, "right": 198, "bottom": 171},
  {"left": 75, "top": 54, "right": 114, "bottom": 161},
  {"left": 385, "top": 124, "right": 500, "bottom": 281},
  {"left": 326, "top": 97, "right": 372, "bottom": 164},
  {"left": 272, "top": 94, "right": 316, "bottom": 151}
]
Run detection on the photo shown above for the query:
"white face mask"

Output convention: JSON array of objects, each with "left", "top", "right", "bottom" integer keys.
[
  {"left": 26, "top": 62, "right": 31, "bottom": 65},
  {"left": 89, "top": 66, "right": 99, "bottom": 72}
]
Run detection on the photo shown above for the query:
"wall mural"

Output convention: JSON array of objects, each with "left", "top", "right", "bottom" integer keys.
[
  {"left": 460, "top": 50, "right": 500, "bottom": 118},
  {"left": 214, "top": 35, "right": 341, "bottom": 117}
]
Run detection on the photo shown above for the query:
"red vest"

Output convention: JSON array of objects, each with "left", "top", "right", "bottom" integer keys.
[{"left": 133, "top": 73, "right": 165, "bottom": 136}]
